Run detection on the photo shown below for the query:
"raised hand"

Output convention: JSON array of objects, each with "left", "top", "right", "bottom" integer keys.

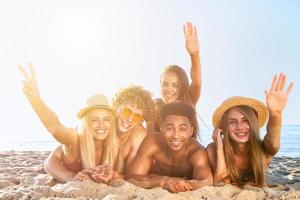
[
  {"left": 18, "top": 63, "right": 40, "bottom": 102},
  {"left": 183, "top": 22, "right": 200, "bottom": 56},
  {"left": 265, "top": 73, "right": 293, "bottom": 114}
]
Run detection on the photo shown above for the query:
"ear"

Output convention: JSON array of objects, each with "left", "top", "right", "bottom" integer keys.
[{"left": 189, "top": 126, "right": 194, "bottom": 137}]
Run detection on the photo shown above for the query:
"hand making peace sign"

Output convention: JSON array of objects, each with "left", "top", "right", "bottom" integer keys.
[{"left": 18, "top": 63, "right": 40, "bottom": 102}]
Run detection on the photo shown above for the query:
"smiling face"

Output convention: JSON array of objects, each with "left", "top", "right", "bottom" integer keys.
[
  {"left": 116, "top": 104, "right": 144, "bottom": 134},
  {"left": 160, "top": 71, "right": 181, "bottom": 104},
  {"left": 161, "top": 115, "right": 194, "bottom": 152},
  {"left": 226, "top": 108, "right": 251, "bottom": 143},
  {"left": 86, "top": 109, "right": 112, "bottom": 141}
]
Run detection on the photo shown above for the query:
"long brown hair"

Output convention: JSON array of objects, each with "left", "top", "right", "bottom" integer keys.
[
  {"left": 221, "top": 106, "right": 265, "bottom": 187},
  {"left": 161, "top": 65, "right": 194, "bottom": 105}
]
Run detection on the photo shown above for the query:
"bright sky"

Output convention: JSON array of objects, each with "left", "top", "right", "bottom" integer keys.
[{"left": 0, "top": 0, "right": 299, "bottom": 146}]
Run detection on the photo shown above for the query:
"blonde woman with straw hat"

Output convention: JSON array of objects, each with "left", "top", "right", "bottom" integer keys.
[
  {"left": 207, "top": 73, "right": 293, "bottom": 187},
  {"left": 19, "top": 63, "right": 121, "bottom": 183}
]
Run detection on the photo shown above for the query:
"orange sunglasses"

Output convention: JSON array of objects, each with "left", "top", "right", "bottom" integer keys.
[{"left": 121, "top": 107, "right": 144, "bottom": 123}]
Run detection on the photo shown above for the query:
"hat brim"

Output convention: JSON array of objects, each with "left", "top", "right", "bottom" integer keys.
[
  {"left": 77, "top": 106, "right": 115, "bottom": 119},
  {"left": 212, "top": 96, "right": 269, "bottom": 128}
]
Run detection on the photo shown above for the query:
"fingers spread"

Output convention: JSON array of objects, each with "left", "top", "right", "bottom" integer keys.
[
  {"left": 187, "top": 22, "right": 193, "bottom": 35},
  {"left": 183, "top": 24, "right": 187, "bottom": 38},
  {"left": 286, "top": 82, "right": 294, "bottom": 95},
  {"left": 270, "top": 74, "right": 278, "bottom": 92},
  {"left": 276, "top": 73, "right": 284, "bottom": 91},
  {"left": 18, "top": 65, "right": 30, "bottom": 81},
  {"left": 280, "top": 74, "right": 287, "bottom": 91},
  {"left": 28, "top": 62, "right": 38, "bottom": 83}
]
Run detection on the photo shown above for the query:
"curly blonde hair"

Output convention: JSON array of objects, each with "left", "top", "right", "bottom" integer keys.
[{"left": 112, "top": 85, "right": 156, "bottom": 123}]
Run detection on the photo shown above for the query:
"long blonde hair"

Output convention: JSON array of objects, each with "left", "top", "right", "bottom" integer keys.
[
  {"left": 77, "top": 109, "right": 120, "bottom": 170},
  {"left": 221, "top": 106, "right": 265, "bottom": 187}
]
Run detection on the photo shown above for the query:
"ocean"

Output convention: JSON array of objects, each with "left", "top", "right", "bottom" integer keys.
[
  {"left": 1, "top": 125, "right": 299, "bottom": 157},
  {"left": 200, "top": 125, "right": 300, "bottom": 157}
]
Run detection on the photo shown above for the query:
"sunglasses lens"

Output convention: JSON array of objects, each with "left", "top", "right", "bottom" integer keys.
[
  {"left": 133, "top": 114, "right": 143, "bottom": 123},
  {"left": 122, "top": 107, "right": 132, "bottom": 117},
  {"left": 122, "top": 107, "right": 144, "bottom": 123}
]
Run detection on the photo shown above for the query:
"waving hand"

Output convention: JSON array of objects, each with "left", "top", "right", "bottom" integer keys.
[
  {"left": 265, "top": 73, "right": 293, "bottom": 114},
  {"left": 183, "top": 22, "right": 200, "bottom": 56}
]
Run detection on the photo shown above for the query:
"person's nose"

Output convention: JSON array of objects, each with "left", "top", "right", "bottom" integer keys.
[
  {"left": 236, "top": 121, "right": 244, "bottom": 130},
  {"left": 127, "top": 113, "right": 134, "bottom": 122},
  {"left": 172, "top": 129, "right": 180, "bottom": 139},
  {"left": 97, "top": 120, "right": 104, "bottom": 128}
]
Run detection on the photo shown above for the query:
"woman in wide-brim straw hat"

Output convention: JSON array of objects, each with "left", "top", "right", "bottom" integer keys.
[
  {"left": 19, "top": 63, "right": 121, "bottom": 183},
  {"left": 207, "top": 73, "right": 293, "bottom": 187}
]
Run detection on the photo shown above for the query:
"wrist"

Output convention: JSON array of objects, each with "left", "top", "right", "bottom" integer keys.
[
  {"left": 269, "top": 111, "right": 282, "bottom": 118},
  {"left": 190, "top": 52, "right": 200, "bottom": 58},
  {"left": 216, "top": 147, "right": 224, "bottom": 153},
  {"left": 159, "top": 176, "right": 169, "bottom": 188}
]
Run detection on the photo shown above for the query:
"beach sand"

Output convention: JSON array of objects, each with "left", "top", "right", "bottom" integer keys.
[{"left": 0, "top": 151, "right": 299, "bottom": 200}]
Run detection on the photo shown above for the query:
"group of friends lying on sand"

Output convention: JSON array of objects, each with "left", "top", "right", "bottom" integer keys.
[{"left": 19, "top": 22, "right": 294, "bottom": 193}]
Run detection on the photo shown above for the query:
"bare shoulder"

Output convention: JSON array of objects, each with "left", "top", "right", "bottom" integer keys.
[
  {"left": 206, "top": 142, "right": 217, "bottom": 161},
  {"left": 206, "top": 142, "right": 216, "bottom": 154},
  {"left": 188, "top": 143, "right": 209, "bottom": 167},
  {"left": 186, "top": 139, "right": 206, "bottom": 160},
  {"left": 205, "top": 142, "right": 217, "bottom": 171},
  {"left": 138, "top": 132, "right": 161, "bottom": 153},
  {"left": 188, "top": 138, "right": 205, "bottom": 152},
  {"left": 190, "top": 144, "right": 207, "bottom": 158},
  {"left": 127, "top": 125, "right": 148, "bottom": 147},
  {"left": 130, "top": 125, "right": 147, "bottom": 139}
]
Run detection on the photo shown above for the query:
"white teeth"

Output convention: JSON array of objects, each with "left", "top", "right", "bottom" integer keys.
[
  {"left": 236, "top": 132, "right": 247, "bottom": 137},
  {"left": 171, "top": 141, "right": 181, "bottom": 146},
  {"left": 96, "top": 130, "right": 106, "bottom": 134}
]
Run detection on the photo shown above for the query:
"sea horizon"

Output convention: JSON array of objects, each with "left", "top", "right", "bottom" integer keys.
[{"left": 2, "top": 125, "right": 299, "bottom": 157}]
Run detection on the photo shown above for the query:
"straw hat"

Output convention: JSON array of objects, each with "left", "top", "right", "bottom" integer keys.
[
  {"left": 77, "top": 93, "right": 114, "bottom": 119},
  {"left": 212, "top": 96, "right": 269, "bottom": 128}
]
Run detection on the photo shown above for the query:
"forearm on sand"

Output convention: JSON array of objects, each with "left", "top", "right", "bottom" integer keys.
[
  {"left": 127, "top": 174, "right": 170, "bottom": 189},
  {"left": 44, "top": 150, "right": 75, "bottom": 183}
]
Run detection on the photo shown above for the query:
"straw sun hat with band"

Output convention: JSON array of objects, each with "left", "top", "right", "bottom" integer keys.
[
  {"left": 77, "top": 93, "right": 114, "bottom": 119},
  {"left": 212, "top": 96, "right": 269, "bottom": 129}
]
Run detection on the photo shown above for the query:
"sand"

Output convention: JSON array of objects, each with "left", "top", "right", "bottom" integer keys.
[{"left": 0, "top": 151, "right": 299, "bottom": 200}]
